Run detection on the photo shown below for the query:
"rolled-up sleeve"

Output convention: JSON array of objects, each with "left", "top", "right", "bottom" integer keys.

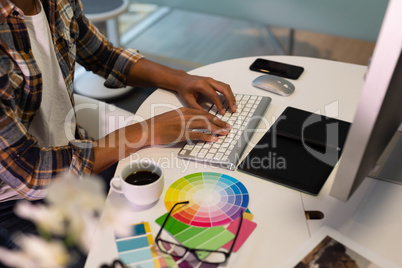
[{"left": 74, "top": 0, "right": 143, "bottom": 88}]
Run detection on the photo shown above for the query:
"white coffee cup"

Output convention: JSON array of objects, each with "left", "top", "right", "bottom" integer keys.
[{"left": 110, "top": 160, "right": 164, "bottom": 206}]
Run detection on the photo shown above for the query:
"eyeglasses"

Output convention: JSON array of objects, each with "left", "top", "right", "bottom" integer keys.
[{"left": 155, "top": 201, "right": 244, "bottom": 264}]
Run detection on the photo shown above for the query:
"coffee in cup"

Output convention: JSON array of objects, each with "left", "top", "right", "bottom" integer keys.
[
  {"left": 124, "top": 170, "right": 160, "bottom": 185},
  {"left": 110, "top": 160, "right": 164, "bottom": 206}
]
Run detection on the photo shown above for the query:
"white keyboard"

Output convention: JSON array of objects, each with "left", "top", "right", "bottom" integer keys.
[{"left": 177, "top": 93, "right": 272, "bottom": 170}]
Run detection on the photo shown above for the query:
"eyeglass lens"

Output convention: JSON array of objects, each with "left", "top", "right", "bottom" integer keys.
[{"left": 157, "top": 240, "right": 227, "bottom": 263}]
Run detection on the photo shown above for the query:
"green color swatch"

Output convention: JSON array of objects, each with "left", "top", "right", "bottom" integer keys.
[{"left": 156, "top": 213, "right": 235, "bottom": 257}]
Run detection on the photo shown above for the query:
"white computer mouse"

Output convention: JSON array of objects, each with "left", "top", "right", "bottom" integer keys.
[{"left": 252, "top": 74, "right": 295, "bottom": 96}]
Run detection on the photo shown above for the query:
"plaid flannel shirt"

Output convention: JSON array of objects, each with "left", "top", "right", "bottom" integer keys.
[{"left": 0, "top": 0, "right": 143, "bottom": 200}]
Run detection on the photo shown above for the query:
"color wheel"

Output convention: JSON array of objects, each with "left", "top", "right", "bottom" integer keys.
[{"left": 164, "top": 172, "right": 249, "bottom": 227}]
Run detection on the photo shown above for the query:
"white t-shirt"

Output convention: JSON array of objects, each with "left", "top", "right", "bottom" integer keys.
[
  {"left": 0, "top": 2, "right": 76, "bottom": 201},
  {"left": 25, "top": 2, "right": 76, "bottom": 147}
]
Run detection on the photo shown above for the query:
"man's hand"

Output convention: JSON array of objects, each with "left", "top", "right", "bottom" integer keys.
[
  {"left": 144, "top": 107, "right": 231, "bottom": 146},
  {"left": 176, "top": 74, "right": 237, "bottom": 115}
]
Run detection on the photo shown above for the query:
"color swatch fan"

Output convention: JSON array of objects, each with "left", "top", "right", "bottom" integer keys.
[{"left": 164, "top": 172, "right": 249, "bottom": 227}]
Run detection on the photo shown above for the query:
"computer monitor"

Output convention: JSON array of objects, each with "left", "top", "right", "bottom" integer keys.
[{"left": 329, "top": 0, "right": 402, "bottom": 202}]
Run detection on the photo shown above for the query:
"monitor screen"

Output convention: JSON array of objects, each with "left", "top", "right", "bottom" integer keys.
[{"left": 329, "top": 0, "right": 402, "bottom": 201}]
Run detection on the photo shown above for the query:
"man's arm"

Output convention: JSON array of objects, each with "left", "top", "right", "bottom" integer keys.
[
  {"left": 74, "top": 0, "right": 236, "bottom": 113},
  {"left": 91, "top": 107, "right": 231, "bottom": 173},
  {"left": 126, "top": 58, "right": 237, "bottom": 115}
]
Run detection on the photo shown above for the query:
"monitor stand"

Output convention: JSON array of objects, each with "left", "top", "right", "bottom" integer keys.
[{"left": 369, "top": 122, "right": 402, "bottom": 184}]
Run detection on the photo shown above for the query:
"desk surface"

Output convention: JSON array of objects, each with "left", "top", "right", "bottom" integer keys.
[{"left": 85, "top": 56, "right": 402, "bottom": 267}]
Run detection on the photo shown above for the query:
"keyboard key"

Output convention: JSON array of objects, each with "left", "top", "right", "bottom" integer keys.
[
  {"left": 214, "top": 153, "right": 223, "bottom": 160},
  {"left": 205, "top": 153, "right": 214, "bottom": 159},
  {"left": 183, "top": 145, "right": 194, "bottom": 150}
]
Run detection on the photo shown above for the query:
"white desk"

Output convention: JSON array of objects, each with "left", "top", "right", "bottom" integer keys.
[{"left": 85, "top": 56, "right": 402, "bottom": 267}]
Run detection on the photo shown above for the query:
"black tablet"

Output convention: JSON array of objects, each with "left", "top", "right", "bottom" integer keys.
[{"left": 238, "top": 107, "right": 351, "bottom": 195}]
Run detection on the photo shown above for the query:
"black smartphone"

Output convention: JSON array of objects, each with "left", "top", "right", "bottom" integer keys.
[{"left": 249, "top": 58, "right": 304, "bottom": 79}]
